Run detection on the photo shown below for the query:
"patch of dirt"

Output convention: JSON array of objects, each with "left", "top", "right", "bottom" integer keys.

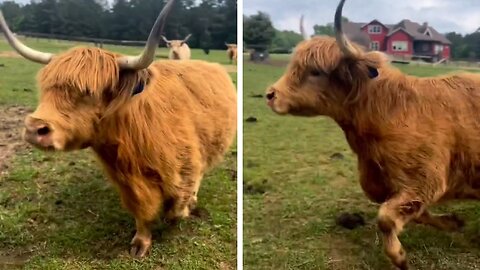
[
  {"left": 330, "top": 152, "right": 345, "bottom": 160},
  {"left": 0, "top": 51, "right": 21, "bottom": 58},
  {"left": 222, "top": 65, "right": 237, "bottom": 73},
  {"left": 0, "top": 106, "right": 31, "bottom": 174},
  {"left": 324, "top": 235, "right": 359, "bottom": 270},
  {"left": 245, "top": 116, "right": 257, "bottom": 123},
  {"left": 191, "top": 206, "right": 211, "bottom": 220},
  {"left": 335, "top": 212, "right": 366, "bottom": 230},
  {"left": 0, "top": 250, "right": 33, "bottom": 269}
]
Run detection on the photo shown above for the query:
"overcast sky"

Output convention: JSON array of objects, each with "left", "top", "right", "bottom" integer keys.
[{"left": 244, "top": 0, "right": 480, "bottom": 35}]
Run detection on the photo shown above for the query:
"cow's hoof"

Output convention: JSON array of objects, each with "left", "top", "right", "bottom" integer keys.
[{"left": 129, "top": 237, "right": 151, "bottom": 259}]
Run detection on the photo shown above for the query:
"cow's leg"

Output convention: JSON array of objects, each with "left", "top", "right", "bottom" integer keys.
[
  {"left": 164, "top": 171, "right": 203, "bottom": 220},
  {"left": 117, "top": 179, "right": 162, "bottom": 259},
  {"left": 189, "top": 173, "right": 204, "bottom": 211},
  {"left": 377, "top": 192, "right": 427, "bottom": 270},
  {"left": 414, "top": 210, "right": 464, "bottom": 231}
]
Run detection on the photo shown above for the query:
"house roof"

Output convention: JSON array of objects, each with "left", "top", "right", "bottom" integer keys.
[
  {"left": 386, "top": 19, "right": 451, "bottom": 44},
  {"left": 343, "top": 21, "right": 371, "bottom": 48},
  {"left": 342, "top": 19, "right": 451, "bottom": 45},
  {"left": 361, "top": 19, "right": 389, "bottom": 30}
]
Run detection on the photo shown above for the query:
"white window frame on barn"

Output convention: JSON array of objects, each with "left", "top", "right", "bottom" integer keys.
[
  {"left": 368, "top": 25, "right": 382, "bottom": 34},
  {"left": 370, "top": 41, "right": 379, "bottom": 51},
  {"left": 392, "top": 41, "right": 408, "bottom": 52}
]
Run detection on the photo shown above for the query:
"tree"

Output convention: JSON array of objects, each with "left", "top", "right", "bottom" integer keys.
[
  {"left": 1, "top": 0, "right": 237, "bottom": 49},
  {"left": 271, "top": 30, "right": 302, "bottom": 50},
  {"left": 445, "top": 32, "right": 469, "bottom": 59},
  {"left": 312, "top": 17, "right": 348, "bottom": 37},
  {"left": 0, "top": 1, "right": 23, "bottom": 31},
  {"left": 243, "top": 12, "right": 275, "bottom": 48},
  {"left": 313, "top": 24, "right": 334, "bottom": 37},
  {"left": 463, "top": 32, "right": 480, "bottom": 60}
]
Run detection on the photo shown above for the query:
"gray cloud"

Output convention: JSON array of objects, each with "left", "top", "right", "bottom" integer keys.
[{"left": 244, "top": 0, "right": 480, "bottom": 35}]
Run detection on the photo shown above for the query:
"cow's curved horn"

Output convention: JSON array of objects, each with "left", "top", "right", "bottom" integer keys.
[
  {"left": 182, "top": 34, "right": 192, "bottom": 43},
  {"left": 0, "top": 11, "right": 53, "bottom": 64},
  {"left": 300, "top": 15, "right": 308, "bottom": 40},
  {"left": 161, "top": 35, "right": 170, "bottom": 44},
  {"left": 117, "top": 0, "right": 175, "bottom": 70},
  {"left": 334, "top": 0, "right": 359, "bottom": 58}
]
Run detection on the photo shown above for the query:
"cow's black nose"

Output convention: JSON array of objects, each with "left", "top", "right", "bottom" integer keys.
[
  {"left": 266, "top": 91, "right": 275, "bottom": 100},
  {"left": 37, "top": 126, "right": 51, "bottom": 136}
]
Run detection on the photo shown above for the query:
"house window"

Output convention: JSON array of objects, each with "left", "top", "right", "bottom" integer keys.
[
  {"left": 368, "top": 25, "right": 382, "bottom": 34},
  {"left": 370, "top": 41, "right": 379, "bottom": 51},
  {"left": 434, "top": 44, "right": 443, "bottom": 54},
  {"left": 392, "top": 41, "right": 408, "bottom": 52}
]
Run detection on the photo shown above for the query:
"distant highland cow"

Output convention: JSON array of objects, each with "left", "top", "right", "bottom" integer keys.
[{"left": 162, "top": 34, "right": 192, "bottom": 60}]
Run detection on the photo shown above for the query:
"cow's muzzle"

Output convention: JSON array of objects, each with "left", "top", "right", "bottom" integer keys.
[
  {"left": 266, "top": 87, "right": 276, "bottom": 107},
  {"left": 23, "top": 116, "right": 54, "bottom": 150}
]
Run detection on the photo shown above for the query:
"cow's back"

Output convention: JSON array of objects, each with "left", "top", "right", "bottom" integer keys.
[{"left": 140, "top": 60, "right": 236, "bottom": 170}]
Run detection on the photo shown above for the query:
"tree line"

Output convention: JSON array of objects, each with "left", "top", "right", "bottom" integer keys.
[
  {"left": 0, "top": 0, "right": 237, "bottom": 50},
  {"left": 244, "top": 11, "right": 480, "bottom": 60}
]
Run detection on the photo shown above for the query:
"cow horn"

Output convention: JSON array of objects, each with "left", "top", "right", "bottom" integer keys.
[
  {"left": 300, "top": 15, "right": 308, "bottom": 40},
  {"left": 0, "top": 10, "right": 53, "bottom": 64},
  {"left": 182, "top": 34, "right": 192, "bottom": 43},
  {"left": 334, "top": 0, "right": 359, "bottom": 58},
  {"left": 117, "top": 0, "right": 175, "bottom": 70},
  {"left": 161, "top": 35, "right": 170, "bottom": 44}
]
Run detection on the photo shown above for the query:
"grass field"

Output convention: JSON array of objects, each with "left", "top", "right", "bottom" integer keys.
[
  {"left": 243, "top": 60, "right": 480, "bottom": 269},
  {"left": 0, "top": 39, "right": 237, "bottom": 269}
]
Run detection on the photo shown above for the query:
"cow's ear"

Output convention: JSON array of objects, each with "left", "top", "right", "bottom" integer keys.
[
  {"left": 333, "top": 52, "right": 386, "bottom": 104},
  {"left": 102, "top": 70, "right": 150, "bottom": 116}
]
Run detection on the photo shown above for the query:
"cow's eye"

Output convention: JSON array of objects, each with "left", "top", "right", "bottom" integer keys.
[{"left": 310, "top": 70, "right": 322, "bottom": 77}]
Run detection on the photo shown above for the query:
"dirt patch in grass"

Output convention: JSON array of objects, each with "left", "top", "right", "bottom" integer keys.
[
  {"left": 0, "top": 51, "right": 21, "bottom": 58},
  {"left": 0, "top": 106, "right": 31, "bottom": 174},
  {"left": 223, "top": 64, "right": 237, "bottom": 73}
]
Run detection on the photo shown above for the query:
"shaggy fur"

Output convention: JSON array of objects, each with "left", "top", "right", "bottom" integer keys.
[
  {"left": 25, "top": 47, "right": 236, "bottom": 258},
  {"left": 267, "top": 36, "right": 480, "bottom": 269},
  {"left": 226, "top": 44, "right": 237, "bottom": 64},
  {"left": 166, "top": 40, "right": 191, "bottom": 60}
]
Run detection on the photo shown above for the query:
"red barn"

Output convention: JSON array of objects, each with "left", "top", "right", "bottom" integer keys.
[{"left": 343, "top": 19, "right": 451, "bottom": 62}]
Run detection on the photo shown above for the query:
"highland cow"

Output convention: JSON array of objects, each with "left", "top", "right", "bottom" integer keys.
[
  {"left": 267, "top": 0, "right": 480, "bottom": 269},
  {"left": 161, "top": 34, "right": 192, "bottom": 60},
  {"left": 225, "top": 43, "right": 237, "bottom": 64},
  {"left": 0, "top": 0, "right": 236, "bottom": 258}
]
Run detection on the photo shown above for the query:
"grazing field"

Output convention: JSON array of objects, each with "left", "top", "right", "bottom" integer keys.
[
  {"left": 243, "top": 60, "right": 480, "bottom": 270},
  {"left": 0, "top": 39, "right": 237, "bottom": 270}
]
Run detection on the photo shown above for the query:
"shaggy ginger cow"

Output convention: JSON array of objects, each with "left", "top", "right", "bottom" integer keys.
[
  {"left": 161, "top": 34, "right": 192, "bottom": 60},
  {"left": 225, "top": 43, "right": 237, "bottom": 64},
  {"left": 267, "top": 0, "right": 480, "bottom": 269},
  {"left": 0, "top": 0, "right": 236, "bottom": 258}
]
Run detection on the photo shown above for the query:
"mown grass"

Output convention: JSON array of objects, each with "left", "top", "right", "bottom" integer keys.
[
  {"left": 0, "top": 39, "right": 237, "bottom": 269},
  {"left": 243, "top": 60, "right": 480, "bottom": 269}
]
